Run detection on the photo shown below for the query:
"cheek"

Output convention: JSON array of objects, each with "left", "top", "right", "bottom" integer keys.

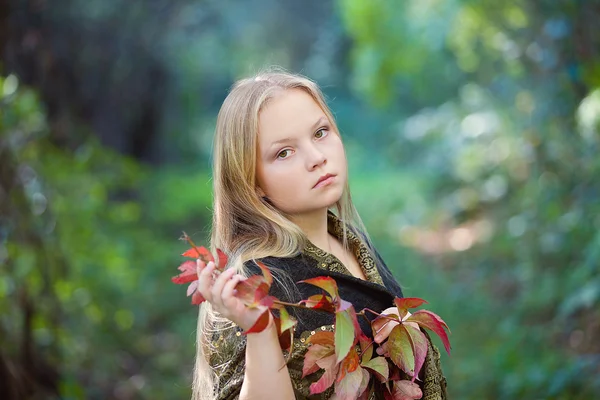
[{"left": 259, "top": 163, "right": 298, "bottom": 197}]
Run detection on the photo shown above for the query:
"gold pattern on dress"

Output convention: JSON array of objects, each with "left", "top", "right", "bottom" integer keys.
[{"left": 304, "top": 212, "right": 385, "bottom": 287}]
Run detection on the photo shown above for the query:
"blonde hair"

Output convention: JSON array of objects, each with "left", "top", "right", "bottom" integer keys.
[{"left": 192, "top": 67, "right": 370, "bottom": 400}]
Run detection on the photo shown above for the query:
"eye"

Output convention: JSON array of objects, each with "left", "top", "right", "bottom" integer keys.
[
  {"left": 314, "top": 128, "right": 329, "bottom": 139},
  {"left": 277, "top": 149, "right": 293, "bottom": 159}
]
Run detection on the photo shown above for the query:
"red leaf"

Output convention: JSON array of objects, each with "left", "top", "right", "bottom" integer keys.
[
  {"left": 391, "top": 380, "right": 422, "bottom": 400},
  {"left": 300, "top": 294, "right": 336, "bottom": 313},
  {"left": 171, "top": 260, "right": 198, "bottom": 284},
  {"left": 405, "top": 310, "right": 451, "bottom": 354},
  {"left": 394, "top": 297, "right": 428, "bottom": 319},
  {"left": 216, "top": 248, "right": 228, "bottom": 269},
  {"left": 403, "top": 324, "right": 428, "bottom": 381},
  {"left": 310, "top": 354, "right": 338, "bottom": 394},
  {"left": 244, "top": 309, "right": 271, "bottom": 334},
  {"left": 191, "top": 290, "right": 205, "bottom": 305},
  {"left": 182, "top": 246, "right": 214, "bottom": 263},
  {"left": 303, "top": 344, "right": 334, "bottom": 377},
  {"left": 235, "top": 275, "right": 263, "bottom": 304},
  {"left": 254, "top": 261, "right": 273, "bottom": 287},
  {"left": 387, "top": 325, "right": 415, "bottom": 377},
  {"left": 299, "top": 276, "right": 339, "bottom": 300},
  {"left": 273, "top": 316, "right": 292, "bottom": 351}
]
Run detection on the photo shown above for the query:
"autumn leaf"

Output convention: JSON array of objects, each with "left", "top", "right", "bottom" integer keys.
[
  {"left": 181, "top": 246, "right": 215, "bottom": 263},
  {"left": 244, "top": 309, "right": 271, "bottom": 334},
  {"left": 337, "top": 348, "right": 360, "bottom": 381},
  {"left": 332, "top": 365, "right": 365, "bottom": 400},
  {"left": 300, "top": 293, "right": 336, "bottom": 313},
  {"left": 254, "top": 261, "right": 273, "bottom": 286},
  {"left": 335, "top": 309, "right": 356, "bottom": 362},
  {"left": 387, "top": 325, "right": 415, "bottom": 377},
  {"left": 277, "top": 307, "right": 297, "bottom": 355},
  {"left": 393, "top": 297, "right": 428, "bottom": 319},
  {"left": 299, "top": 276, "right": 340, "bottom": 301},
  {"left": 191, "top": 289, "right": 205, "bottom": 305},
  {"left": 403, "top": 324, "right": 428, "bottom": 381},
  {"left": 361, "top": 356, "right": 389, "bottom": 383},
  {"left": 391, "top": 380, "right": 422, "bottom": 400},
  {"left": 303, "top": 343, "right": 334, "bottom": 377},
  {"left": 216, "top": 248, "right": 228, "bottom": 269},
  {"left": 171, "top": 260, "right": 198, "bottom": 284},
  {"left": 405, "top": 310, "right": 451, "bottom": 354},
  {"left": 308, "top": 330, "right": 335, "bottom": 347},
  {"left": 310, "top": 354, "right": 339, "bottom": 395}
]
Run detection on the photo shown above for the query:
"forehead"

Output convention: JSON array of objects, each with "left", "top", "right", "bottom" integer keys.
[{"left": 258, "top": 89, "right": 326, "bottom": 142}]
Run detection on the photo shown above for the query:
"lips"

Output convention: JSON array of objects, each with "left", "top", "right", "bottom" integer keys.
[{"left": 313, "top": 173, "right": 336, "bottom": 188}]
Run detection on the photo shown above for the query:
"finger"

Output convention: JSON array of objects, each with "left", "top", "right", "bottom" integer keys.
[
  {"left": 196, "top": 258, "right": 206, "bottom": 276},
  {"left": 197, "top": 261, "right": 216, "bottom": 301},
  {"left": 210, "top": 267, "right": 236, "bottom": 308},
  {"left": 374, "top": 319, "right": 398, "bottom": 344},
  {"left": 221, "top": 274, "right": 243, "bottom": 302}
]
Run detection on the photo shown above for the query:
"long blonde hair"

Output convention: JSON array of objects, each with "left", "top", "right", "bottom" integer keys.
[{"left": 192, "top": 67, "right": 370, "bottom": 400}]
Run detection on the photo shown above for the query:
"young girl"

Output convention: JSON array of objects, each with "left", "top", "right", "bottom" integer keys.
[{"left": 192, "top": 69, "right": 447, "bottom": 400}]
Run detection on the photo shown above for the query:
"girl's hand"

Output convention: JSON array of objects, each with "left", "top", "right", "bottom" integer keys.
[{"left": 196, "top": 260, "right": 269, "bottom": 332}]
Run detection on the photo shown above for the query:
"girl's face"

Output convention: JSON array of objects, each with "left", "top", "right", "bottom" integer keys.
[{"left": 256, "top": 89, "right": 347, "bottom": 218}]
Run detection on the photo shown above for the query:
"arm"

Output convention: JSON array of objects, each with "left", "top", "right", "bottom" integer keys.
[
  {"left": 197, "top": 261, "right": 295, "bottom": 400},
  {"left": 240, "top": 315, "right": 295, "bottom": 400}
]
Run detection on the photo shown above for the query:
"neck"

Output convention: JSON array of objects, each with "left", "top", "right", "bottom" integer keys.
[{"left": 290, "top": 208, "right": 332, "bottom": 252}]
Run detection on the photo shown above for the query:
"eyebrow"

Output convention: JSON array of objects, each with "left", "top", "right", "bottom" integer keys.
[{"left": 268, "top": 116, "right": 329, "bottom": 149}]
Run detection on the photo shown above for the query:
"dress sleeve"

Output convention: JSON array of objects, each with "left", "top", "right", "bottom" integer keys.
[{"left": 420, "top": 332, "right": 449, "bottom": 400}]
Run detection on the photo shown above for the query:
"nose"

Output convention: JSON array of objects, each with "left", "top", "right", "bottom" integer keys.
[{"left": 307, "top": 145, "right": 326, "bottom": 171}]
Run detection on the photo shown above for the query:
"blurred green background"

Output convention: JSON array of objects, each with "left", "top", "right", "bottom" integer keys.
[{"left": 1, "top": 0, "right": 599, "bottom": 399}]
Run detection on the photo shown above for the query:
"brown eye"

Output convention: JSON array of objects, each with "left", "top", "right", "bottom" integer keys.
[
  {"left": 315, "top": 129, "right": 327, "bottom": 139},
  {"left": 277, "top": 149, "right": 291, "bottom": 159}
]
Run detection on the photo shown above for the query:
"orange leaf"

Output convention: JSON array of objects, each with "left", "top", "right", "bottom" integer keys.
[
  {"left": 182, "top": 246, "right": 214, "bottom": 263},
  {"left": 338, "top": 348, "right": 360, "bottom": 382},
  {"left": 394, "top": 297, "right": 428, "bottom": 319},
  {"left": 307, "top": 331, "right": 335, "bottom": 347}
]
